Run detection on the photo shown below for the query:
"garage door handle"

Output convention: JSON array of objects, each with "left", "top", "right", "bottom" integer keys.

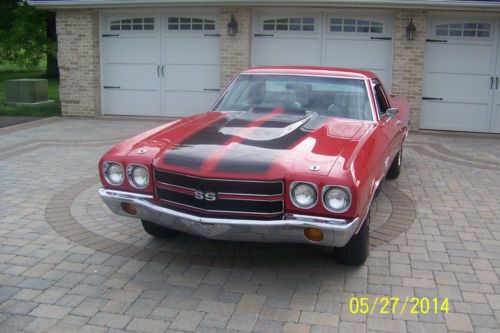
[
  {"left": 370, "top": 37, "right": 392, "bottom": 40},
  {"left": 103, "top": 86, "right": 120, "bottom": 89},
  {"left": 204, "top": 88, "right": 220, "bottom": 91},
  {"left": 426, "top": 39, "right": 448, "bottom": 43},
  {"left": 496, "top": 77, "right": 499, "bottom": 90},
  {"left": 422, "top": 97, "right": 443, "bottom": 101},
  {"left": 254, "top": 33, "right": 274, "bottom": 37},
  {"left": 161, "top": 65, "right": 165, "bottom": 77},
  {"left": 204, "top": 33, "right": 221, "bottom": 37},
  {"left": 491, "top": 77, "right": 494, "bottom": 89},
  {"left": 102, "top": 34, "right": 119, "bottom": 37},
  {"left": 157, "top": 65, "right": 160, "bottom": 77}
]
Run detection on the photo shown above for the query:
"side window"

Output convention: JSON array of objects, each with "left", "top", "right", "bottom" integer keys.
[{"left": 374, "top": 84, "right": 389, "bottom": 117}]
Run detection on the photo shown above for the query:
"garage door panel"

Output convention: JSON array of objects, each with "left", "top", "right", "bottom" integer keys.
[
  {"left": 421, "top": 101, "right": 490, "bottom": 132},
  {"left": 103, "top": 64, "right": 159, "bottom": 90},
  {"left": 103, "top": 90, "right": 160, "bottom": 116},
  {"left": 164, "top": 65, "right": 219, "bottom": 91},
  {"left": 425, "top": 43, "right": 493, "bottom": 75},
  {"left": 102, "top": 37, "right": 160, "bottom": 63},
  {"left": 253, "top": 38, "right": 321, "bottom": 66},
  {"left": 164, "top": 91, "right": 218, "bottom": 117},
  {"left": 324, "top": 39, "right": 391, "bottom": 69},
  {"left": 424, "top": 72, "right": 491, "bottom": 103},
  {"left": 163, "top": 37, "right": 219, "bottom": 64}
]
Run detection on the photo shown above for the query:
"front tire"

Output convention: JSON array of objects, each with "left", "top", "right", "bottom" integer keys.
[
  {"left": 141, "top": 220, "right": 178, "bottom": 238},
  {"left": 334, "top": 214, "right": 370, "bottom": 265},
  {"left": 386, "top": 149, "right": 402, "bottom": 179}
]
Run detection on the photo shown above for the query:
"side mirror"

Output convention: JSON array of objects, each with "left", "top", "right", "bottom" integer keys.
[{"left": 386, "top": 108, "right": 399, "bottom": 118}]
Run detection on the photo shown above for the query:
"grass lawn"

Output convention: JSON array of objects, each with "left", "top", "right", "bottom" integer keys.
[{"left": 0, "top": 69, "right": 61, "bottom": 117}]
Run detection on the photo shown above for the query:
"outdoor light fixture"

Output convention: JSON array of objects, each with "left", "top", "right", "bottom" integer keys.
[
  {"left": 406, "top": 18, "right": 416, "bottom": 41},
  {"left": 227, "top": 14, "right": 238, "bottom": 36}
]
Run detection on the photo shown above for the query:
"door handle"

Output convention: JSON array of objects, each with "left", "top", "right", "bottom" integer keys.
[
  {"left": 157, "top": 65, "right": 160, "bottom": 77},
  {"left": 161, "top": 65, "right": 165, "bottom": 77},
  {"left": 422, "top": 97, "right": 443, "bottom": 101},
  {"left": 491, "top": 77, "right": 494, "bottom": 89},
  {"left": 203, "top": 88, "right": 221, "bottom": 91},
  {"left": 496, "top": 77, "right": 499, "bottom": 90}
]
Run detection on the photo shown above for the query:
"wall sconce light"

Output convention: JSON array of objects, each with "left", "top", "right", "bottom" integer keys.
[
  {"left": 406, "top": 18, "right": 416, "bottom": 41},
  {"left": 227, "top": 14, "right": 238, "bottom": 36}
]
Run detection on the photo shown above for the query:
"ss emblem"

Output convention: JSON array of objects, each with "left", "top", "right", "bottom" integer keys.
[{"left": 194, "top": 190, "right": 217, "bottom": 201}]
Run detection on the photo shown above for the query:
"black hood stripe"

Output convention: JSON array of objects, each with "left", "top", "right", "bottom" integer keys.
[{"left": 163, "top": 109, "right": 327, "bottom": 173}]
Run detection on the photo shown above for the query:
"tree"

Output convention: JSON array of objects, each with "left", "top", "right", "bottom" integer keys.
[{"left": 0, "top": 0, "right": 58, "bottom": 78}]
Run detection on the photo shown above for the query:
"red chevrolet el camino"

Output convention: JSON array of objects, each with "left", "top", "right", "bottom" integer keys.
[{"left": 98, "top": 66, "right": 409, "bottom": 265}]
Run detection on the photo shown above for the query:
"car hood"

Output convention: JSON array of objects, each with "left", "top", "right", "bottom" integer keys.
[{"left": 130, "top": 109, "right": 371, "bottom": 179}]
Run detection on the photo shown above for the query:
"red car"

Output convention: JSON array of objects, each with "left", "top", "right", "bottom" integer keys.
[{"left": 98, "top": 66, "right": 410, "bottom": 265}]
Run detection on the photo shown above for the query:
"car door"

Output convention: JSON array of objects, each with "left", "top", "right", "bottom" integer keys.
[{"left": 373, "top": 80, "right": 402, "bottom": 172}]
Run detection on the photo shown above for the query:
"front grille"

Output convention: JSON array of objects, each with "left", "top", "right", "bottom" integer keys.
[
  {"left": 154, "top": 169, "right": 284, "bottom": 217},
  {"left": 154, "top": 169, "right": 283, "bottom": 196}
]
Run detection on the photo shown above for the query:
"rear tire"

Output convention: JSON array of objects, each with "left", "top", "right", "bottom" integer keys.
[
  {"left": 141, "top": 220, "right": 178, "bottom": 238},
  {"left": 334, "top": 214, "right": 370, "bottom": 265},
  {"left": 386, "top": 149, "right": 402, "bottom": 179}
]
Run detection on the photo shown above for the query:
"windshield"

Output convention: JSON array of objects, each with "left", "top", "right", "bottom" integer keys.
[{"left": 214, "top": 74, "right": 373, "bottom": 121}]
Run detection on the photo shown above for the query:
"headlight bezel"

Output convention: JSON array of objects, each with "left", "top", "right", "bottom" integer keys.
[
  {"left": 102, "top": 161, "right": 124, "bottom": 186},
  {"left": 127, "top": 164, "right": 150, "bottom": 189},
  {"left": 290, "top": 181, "right": 318, "bottom": 209},
  {"left": 322, "top": 185, "right": 352, "bottom": 213}
]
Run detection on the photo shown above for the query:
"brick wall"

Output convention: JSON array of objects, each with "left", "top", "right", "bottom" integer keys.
[
  {"left": 392, "top": 9, "right": 427, "bottom": 130},
  {"left": 219, "top": 7, "right": 252, "bottom": 88},
  {"left": 56, "top": 10, "right": 100, "bottom": 116}
]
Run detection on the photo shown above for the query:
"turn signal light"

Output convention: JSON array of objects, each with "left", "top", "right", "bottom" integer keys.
[
  {"left": 304, "top": 227, "right": 324, "bottom": 242},
  {"left": 121, "top": 202, "right": 137, "bottom": 216}
]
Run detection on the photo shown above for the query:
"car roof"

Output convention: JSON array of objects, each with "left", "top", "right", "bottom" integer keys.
[{"left": 241, "top": 66, "right": 377, "bottom": 80}]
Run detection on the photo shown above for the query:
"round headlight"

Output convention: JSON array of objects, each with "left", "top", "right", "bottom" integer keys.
[
  {"left": 103, "top": 162, "right": 124, "bottom": 186},
  {"left": 291, "top": 182, "right": 317, "bottom": 209},
  {"left": 128, "top": 165, "right": 149, "bottom": 189},
  {"left": 323, "top": 186, "right": 351, "bottom": 213}
]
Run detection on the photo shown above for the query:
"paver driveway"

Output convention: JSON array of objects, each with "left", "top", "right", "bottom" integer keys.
[{"left": 0, "top": 117, "right": 499, "bottom": 333}]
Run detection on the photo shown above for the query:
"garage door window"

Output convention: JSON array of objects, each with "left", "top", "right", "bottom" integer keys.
[
  {"left": 330, "top": 17, "right": 384, "bottom": 33},
  {"left": 110, "top": 17, "right": 155, "bottom": 31},
  {"left": 167, "top": 17, "right": 216, "bottom": 31},
  {"left": 262, "top": 17, "right": 315, "bottom": 32},
  {"left": 435, "top": 22, "right": 491, "bottom": 38}
]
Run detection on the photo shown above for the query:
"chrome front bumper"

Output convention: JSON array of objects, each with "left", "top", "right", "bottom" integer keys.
[{"left": 98, "top": 188, "right": 361, "bottom": 247}]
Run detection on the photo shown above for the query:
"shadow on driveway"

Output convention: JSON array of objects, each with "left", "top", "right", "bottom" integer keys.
[{"left": 0, "top": 116, "right": 46, "bottom": 128}]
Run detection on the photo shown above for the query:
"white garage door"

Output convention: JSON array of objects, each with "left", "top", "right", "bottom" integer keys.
[
  {"left": 253, "top": 10, "right": 394, "bottom": 90},
  {"left": 422, "top": 16, "right": 500, "bottom": 133},
  {"left": 101, "top": 11, "right": 220, "bottom": 117}
]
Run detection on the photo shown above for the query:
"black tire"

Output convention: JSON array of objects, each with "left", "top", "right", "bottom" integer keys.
[
  {"left": 386, "top": 149, "right": 402, "bottom": 179},
  {"left": 141, "top": 220, "right": 178, "bottom": 238},
  {"left": 334, "top": 214, "right": 370, "bottom": 265}
]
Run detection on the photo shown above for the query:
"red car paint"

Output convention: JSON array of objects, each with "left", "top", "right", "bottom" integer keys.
[{"left": 99, "top": 66, "right": 410, "bottom": 226}]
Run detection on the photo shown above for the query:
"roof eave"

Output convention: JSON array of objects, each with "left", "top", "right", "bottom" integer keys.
[{"left": 28, "top": 0, "right": 500, "bottom": 10}]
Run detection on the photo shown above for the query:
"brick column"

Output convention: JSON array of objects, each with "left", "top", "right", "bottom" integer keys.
[
  {"left": 56, "top": 10, "right": 101, "bottom": 116},
  {"left": 392, "top": 10, "right": 426, "bottom": 130},
  {"left": 219, "top": 8, "right": 252, "bottom": 88}
]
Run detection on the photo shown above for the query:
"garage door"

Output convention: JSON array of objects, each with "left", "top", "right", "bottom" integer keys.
[
  {"left": 421, "top": 17, "right": 500, "bottom": 133},
  {"left": 252, "top": 10, "right": 394, "bottom": 90},
  {"left": 101, "top": 12, "right": 220, "bottom": 117}
]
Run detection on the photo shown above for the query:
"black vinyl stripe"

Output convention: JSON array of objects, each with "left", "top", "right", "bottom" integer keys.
[
  {"left": 215, "top": 113, "right": 327, "bottom": 174},
  {"left": 163, "top": 109, "right": 326, "bottom": 173}
]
